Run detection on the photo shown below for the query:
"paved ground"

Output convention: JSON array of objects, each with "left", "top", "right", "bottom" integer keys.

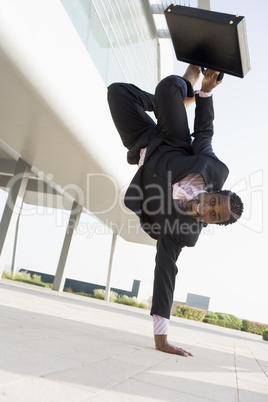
[{"left": 0, "top": 279, "right": 268, "bottom": 402}]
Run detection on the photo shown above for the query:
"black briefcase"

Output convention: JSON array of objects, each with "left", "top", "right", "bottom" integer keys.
[{"left": 164, "top": 4, "right": 250, "bottom": 78}]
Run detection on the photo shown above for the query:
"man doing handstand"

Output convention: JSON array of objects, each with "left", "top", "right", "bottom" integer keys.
[{"left": 107, "top": 65, "right": 243, "bottom": 357}]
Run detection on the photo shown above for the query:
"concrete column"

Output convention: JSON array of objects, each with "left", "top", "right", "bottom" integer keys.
[
  {"left": 198, "top": 0, "right": 211, "bottom": 10},
  {"left": 104, "top": 231, "right": 117, "bottom": 302},
  {"left": 0, "top": 158, "right": 31, "bottom": 278},
  {"left": 52, "top": 201, "right": 82, "bottom": 292},
  {"left": 10, "top": 213, "right": 21, "bottom": 275}
]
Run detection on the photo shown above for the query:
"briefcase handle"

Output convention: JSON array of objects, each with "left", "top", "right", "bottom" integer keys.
[{"left": 201, "top": 67, "right": 224, "bottom": 82}]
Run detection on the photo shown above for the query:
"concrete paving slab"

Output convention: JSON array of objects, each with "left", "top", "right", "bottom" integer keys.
[
  {"left": 44, "top": 357, "right": 147, "bottom": 393},
  {"left": 0, "top": 376, "right": 95, "bottom": 402},
  {"left": 237, "top": 379, "right": 268, "bottom": 402},
  {"left": 0, "top": 279, "right": 268, "bottom": 401},
  {"left": 90, "top": 378, "right": 209, "bottom": 402},
  {"left": 133, "top": 359, "right": 238, "bottom": 402}
]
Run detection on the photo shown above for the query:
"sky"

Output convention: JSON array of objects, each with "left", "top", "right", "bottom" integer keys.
[{"left": 1, "top": 0, "right": 267, "bottom": 325}]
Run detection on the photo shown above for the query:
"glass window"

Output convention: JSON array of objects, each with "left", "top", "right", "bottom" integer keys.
[{"left": 60, "top": 0, "right": 160, "bottom": 91}]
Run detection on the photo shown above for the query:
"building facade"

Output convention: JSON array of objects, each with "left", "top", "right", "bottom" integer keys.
[{"left": 60, "top": 0, "right": 160, "bottom": 90}]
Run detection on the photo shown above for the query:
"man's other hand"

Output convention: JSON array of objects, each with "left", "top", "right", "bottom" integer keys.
[{"left": 201, "top": 69, "right": 222, "bottom": 93}]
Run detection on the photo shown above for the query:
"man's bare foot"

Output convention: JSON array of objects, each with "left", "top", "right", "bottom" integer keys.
[
  {"left": 183, "top": 64, "right": 201, "bottom": 88},
  {"left": 154, "top": 335, "right": 194, "bottom": 357}
]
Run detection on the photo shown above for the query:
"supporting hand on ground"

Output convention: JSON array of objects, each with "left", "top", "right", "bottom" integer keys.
[{"left": 154, "top": 335, "right": 194, "bottom": 357}]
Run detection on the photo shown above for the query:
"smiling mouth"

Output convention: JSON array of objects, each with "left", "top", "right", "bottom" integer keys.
[
  {"left": 194, "top": 202, "right": 200, "bottom": 215},
  {"left": 187, "top": 200, "right": 200, "bottom": 216}
]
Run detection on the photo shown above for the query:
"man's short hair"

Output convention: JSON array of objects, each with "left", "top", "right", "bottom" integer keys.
[{"left": 217, "top": 190, "right": 244, "bottom": 226}]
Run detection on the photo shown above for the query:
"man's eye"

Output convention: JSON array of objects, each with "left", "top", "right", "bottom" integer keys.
[
  {"left": 211, "top": 198, "right": 216, "bottom": 206},
  {"left": 211, "top": 211, "right": 216, "bottom": 219}
]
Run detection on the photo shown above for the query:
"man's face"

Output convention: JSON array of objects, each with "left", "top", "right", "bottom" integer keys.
[{"left": 186, "top": 192, "right": 230, "bottom": 224}]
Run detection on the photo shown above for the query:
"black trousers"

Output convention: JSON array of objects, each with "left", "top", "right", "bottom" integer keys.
[
  {"left": 107, "top": 75, "right": 194, "bottom": 164},
  {"left": 108, "top": 76, "right": 195, "bottom": 319}
]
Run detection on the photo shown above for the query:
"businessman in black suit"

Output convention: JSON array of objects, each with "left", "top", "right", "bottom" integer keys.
[{"left": 107, "top": 65, "right": 243, "bottom": 357}]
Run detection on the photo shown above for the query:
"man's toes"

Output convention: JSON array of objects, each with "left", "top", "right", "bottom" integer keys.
[{"left": 178, "top": 348, "right": 193, "bottom": 357}]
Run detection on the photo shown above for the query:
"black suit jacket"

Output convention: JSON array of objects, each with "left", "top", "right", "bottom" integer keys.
[{"left": 124, "top": 95, "right": 229, "bottom": 318}]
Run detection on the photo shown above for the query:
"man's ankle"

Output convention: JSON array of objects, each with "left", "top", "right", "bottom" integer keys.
[{"left": 154, "top": 334, "right": 168, "bottom": 350}]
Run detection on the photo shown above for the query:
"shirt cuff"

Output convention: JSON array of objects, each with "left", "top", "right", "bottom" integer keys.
[
  {"left": 153, "top": 315, "right": 169, "bottom": 335},
  {"left": 199, "top": 91, "right": 212, "bottom": 98}
]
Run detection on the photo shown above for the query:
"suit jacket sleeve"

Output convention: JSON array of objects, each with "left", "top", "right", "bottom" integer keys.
[
  {"left": 191, "top": 94, "right": 218, "bottom": 159},
  {"left": 150, "top": 233, "right": 182, "bottom": 319}
]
